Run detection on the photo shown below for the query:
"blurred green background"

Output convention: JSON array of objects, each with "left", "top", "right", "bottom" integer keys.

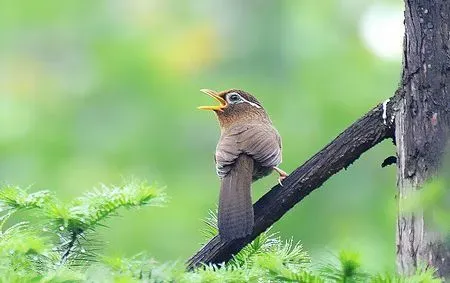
[{"left": 0, "top": 0, "right": 404, "bottom": 274}]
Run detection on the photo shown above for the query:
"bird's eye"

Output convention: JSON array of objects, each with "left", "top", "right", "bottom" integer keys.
[{"left": 227, "top": 93, "right": 241, "bottom": 104}]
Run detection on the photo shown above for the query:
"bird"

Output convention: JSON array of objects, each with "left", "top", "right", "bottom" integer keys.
[{"left": 198, "top": 89, "right": 287, "bottom": 241}]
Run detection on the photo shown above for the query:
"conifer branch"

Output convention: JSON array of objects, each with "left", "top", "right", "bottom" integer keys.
[{"left": 0, "top": 180, "right": 165, "bottom": 270}]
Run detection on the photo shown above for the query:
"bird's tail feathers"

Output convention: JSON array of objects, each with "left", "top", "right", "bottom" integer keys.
[{"left": 218, "top": 154, "right": 254, "bottom": 240}]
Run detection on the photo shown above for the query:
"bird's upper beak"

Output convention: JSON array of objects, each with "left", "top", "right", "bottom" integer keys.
[{"left": 197, "top": 89, "right": 227, "bottom": 111}]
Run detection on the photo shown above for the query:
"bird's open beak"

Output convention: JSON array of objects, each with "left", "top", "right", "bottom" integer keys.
[{"left": 198, "top": 89, "right": 227, "bottom": 111}]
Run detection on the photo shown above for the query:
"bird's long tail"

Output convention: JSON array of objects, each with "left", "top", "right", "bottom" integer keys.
[{"left": 218, "top": 154, "right": 254, "bottom": 240}]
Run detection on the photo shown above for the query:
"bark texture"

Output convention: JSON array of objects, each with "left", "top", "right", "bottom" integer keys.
[
  {"left": 396, "top": 0, "right": 450, "bottom": 278},
  {"left": 187, "top": 98, "right": 397, "bottom": 269}
]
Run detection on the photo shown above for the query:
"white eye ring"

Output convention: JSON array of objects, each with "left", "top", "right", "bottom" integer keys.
[
  {"left": 225, "top": 92, "right": 262, "bottom": 109},
  {"left": 226, "top": 93, "right": 242, "bottom": 104}
]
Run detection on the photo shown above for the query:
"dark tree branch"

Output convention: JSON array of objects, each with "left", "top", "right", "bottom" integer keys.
[{"left": 187, "top": 95, "right": 400, "bottom": 269}]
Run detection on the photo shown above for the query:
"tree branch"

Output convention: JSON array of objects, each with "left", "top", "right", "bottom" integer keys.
[{"left": 187, "top": 95, "right": 399, "bottom": 269}]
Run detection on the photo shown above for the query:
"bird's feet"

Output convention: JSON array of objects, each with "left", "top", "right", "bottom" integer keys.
[{"left": 273, "top": 166, "right": 288, "bottom": 186}]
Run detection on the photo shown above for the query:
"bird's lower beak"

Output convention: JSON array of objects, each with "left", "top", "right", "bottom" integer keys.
[{"left": 198, "top": 89, "right": 227, "bottom": 111}]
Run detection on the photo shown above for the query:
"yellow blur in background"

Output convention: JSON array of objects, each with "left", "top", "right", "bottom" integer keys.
[{"left": 0, "top": 0, "right": 403, "bottom": 273}]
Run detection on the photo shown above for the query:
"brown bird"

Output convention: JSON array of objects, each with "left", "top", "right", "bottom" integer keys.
[{"left": 198, "top": 89, "right": 287, "bottom": 240}]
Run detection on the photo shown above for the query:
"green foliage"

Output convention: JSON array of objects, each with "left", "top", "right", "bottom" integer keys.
[
  {"left": 0, "top": 180, "right": 165, "bottom": 282},
  {"left": 371, "top": 266, "right": 441, "bottom": 283},
  {"left": 317, "top": 251, "right": 369, "bottom": 282},
  {"left": 0, "top": 183, "right": 443, "bottom": 282}
]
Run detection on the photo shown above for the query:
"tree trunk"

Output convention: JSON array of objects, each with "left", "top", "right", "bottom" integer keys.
[{"left": 396, "top": 0, "right": 450, "bottom": 278}]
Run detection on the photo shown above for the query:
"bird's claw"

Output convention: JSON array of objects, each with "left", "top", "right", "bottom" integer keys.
[
  {"left": 273, "top": 166, "right": 288, "bottom": 187},
  {"left": 278, "top": 176, "right": 286, "bottom": 187}
]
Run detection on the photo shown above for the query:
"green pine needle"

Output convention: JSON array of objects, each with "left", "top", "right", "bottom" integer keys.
[{"left": 0, "top": 180, "right": 166, "bottom": 279}]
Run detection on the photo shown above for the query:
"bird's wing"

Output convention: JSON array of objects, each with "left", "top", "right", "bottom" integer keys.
[{"left": 215, "top": 124, "right": 282, "bottom": 178}]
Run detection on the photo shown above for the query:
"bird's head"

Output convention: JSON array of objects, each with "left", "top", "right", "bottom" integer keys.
[{"left": 198, "top": 89, "right": 269, "bottom": 129}]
